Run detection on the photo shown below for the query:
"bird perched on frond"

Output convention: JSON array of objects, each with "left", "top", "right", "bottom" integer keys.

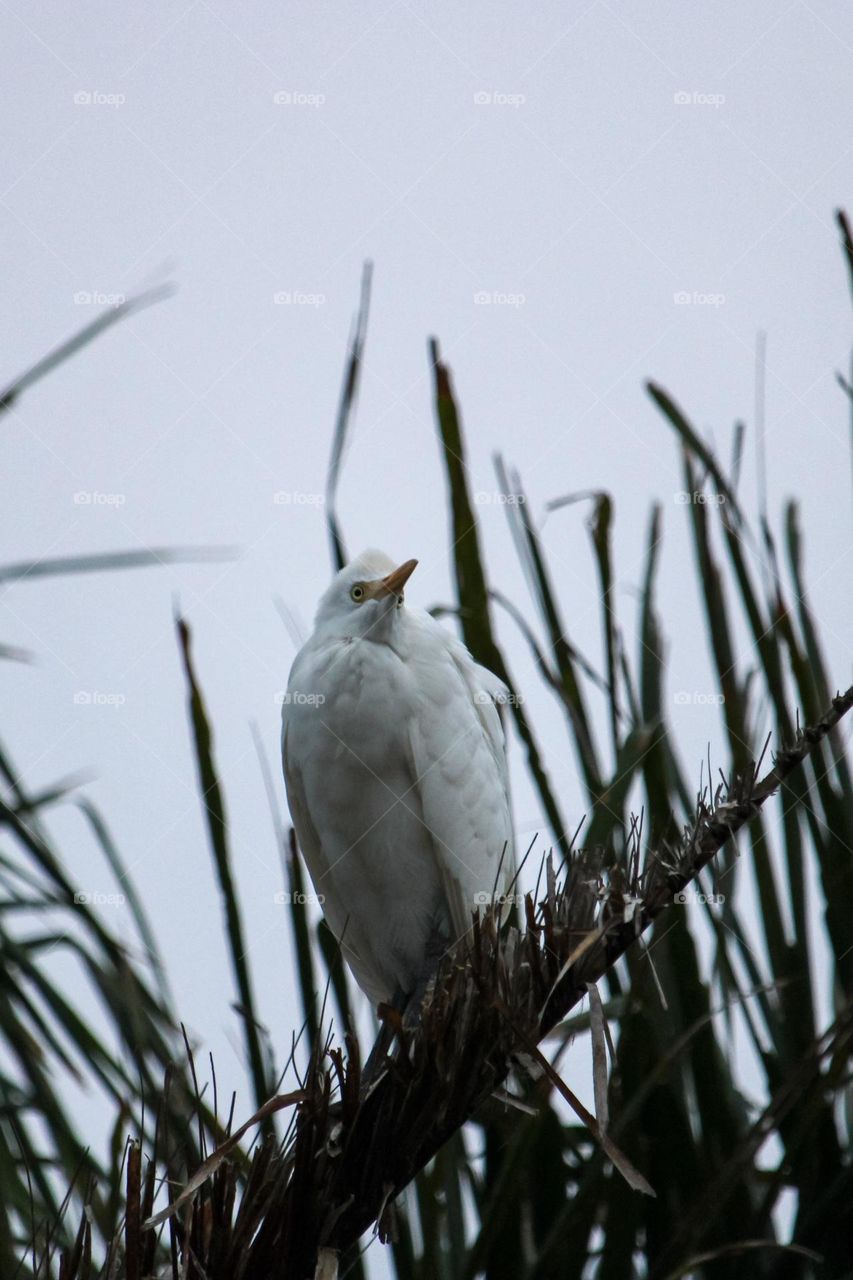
[{"left": 281, "top": 550, "right": 514, "bottom": 1012}]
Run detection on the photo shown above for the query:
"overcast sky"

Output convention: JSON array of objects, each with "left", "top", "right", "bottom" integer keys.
[{"left": 2, "top": 2, "right": 851, "bottom": 1271}]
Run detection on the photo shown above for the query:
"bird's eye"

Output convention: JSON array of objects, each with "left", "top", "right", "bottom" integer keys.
[
  {"left": 350, "top": 584, "right": 365, "bottom": 602},
  {"left": 396, "top": 595, "right": 404, "bottom": 607}
]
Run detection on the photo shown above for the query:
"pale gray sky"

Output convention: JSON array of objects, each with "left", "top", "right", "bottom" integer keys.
[{"left": 2, "top": 2, "right": 851, "bottom": 1270}]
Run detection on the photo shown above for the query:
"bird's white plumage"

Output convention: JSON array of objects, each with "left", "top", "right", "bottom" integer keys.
[{"left": 281, "top": 550, "right": 514, "bottom": 1005}]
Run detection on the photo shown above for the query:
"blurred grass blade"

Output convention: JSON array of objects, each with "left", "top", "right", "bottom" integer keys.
[
  {"left": 285, "top": 829, "right": 320, "bottom": 1051},
  {"left": 637, "top": 504, "right": 684, "bottom": 849},
  {"left": 588, "top": 492, "right": 619, "bottom": 760},
  {"left": 0, "top": 643, "right": 33, "bottom": 663},
  {"left": 250, "top": 724, "right": 321, "bottom": 1052},
  {"left": 836, "top": 208, "right": 853, "bottom": 302},
  {"left": 429, "top": 339, "right": 570, "bottom": 856},
  {"left": 428, "top": 337, "right": 497, "bottom": 666},
  {"left": 785, "top": 500, "right": 852, "bottom": 801},
  {"left": 326, "top": 261, "right": 372, "bottom": 571},
  {"left": 647, "top": 382, "right": 744, "bottom": 523},
  {"left": 488, "top": 589, "right": 611, "bottom": 704},
  {"left": 544, "top": 489, "right": 621, "bottom": 759},
  {"left": 0, "top": 285, "right": 174, "bottom": 414},
  {"left": 316, "top": 919, "right": 354, "bottom": 1041},
  {"left": 175, "top": 616, "right": 271, "bottom": 1120},
  {"left": 495, "top": 456, "right": 603, "bottom": 802},
  {"left": 678, "top": 452, "right": 790, "bottom": 997},
  {"left": 585, "top": 725, "right": 654, "bottom": 850},
  {"left": 75, "top": 798, "right": 172, "bottom": 1003},
  {"left": 0, "top": 546, "right": 237, "bottom": 585}
]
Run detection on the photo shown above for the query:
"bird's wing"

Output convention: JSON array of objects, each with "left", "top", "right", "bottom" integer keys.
[
  {"left": 281, "top": 720, "right": 386, "bottom": 1004},
  {"left": 405, "top": 641, "right": 514, "bottom": 940},
  {"left": 459, "top": 652, "right": 513, "bottom": 798},
  {"left": 281, "top": 719, "right": 326, "bottom": 877}
]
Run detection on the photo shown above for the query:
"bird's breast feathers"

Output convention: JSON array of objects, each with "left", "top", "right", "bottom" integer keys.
[
  {"left": 281, "top": 613, "right": 515, "bottom": 999},
  {"left": 284, "top": 635, "right": 414, "bottom": 767}
]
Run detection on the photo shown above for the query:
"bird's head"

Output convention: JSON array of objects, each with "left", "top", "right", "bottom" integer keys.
[{"left": 314, "top": 549, "right": 418, "bottom": 641}]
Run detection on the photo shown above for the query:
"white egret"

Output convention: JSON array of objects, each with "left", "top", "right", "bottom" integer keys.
[{"left": 281, "top": 550, "right": 514, "bottom": 1010}]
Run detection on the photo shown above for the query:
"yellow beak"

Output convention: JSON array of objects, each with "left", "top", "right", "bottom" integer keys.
[{"left": 370, "top": 558, "right": 418, "bottom": 599}]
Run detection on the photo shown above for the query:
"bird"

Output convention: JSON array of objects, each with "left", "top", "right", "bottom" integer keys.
[{"left": 281, "top": 549, "right": 514, "bottom": 1012}]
